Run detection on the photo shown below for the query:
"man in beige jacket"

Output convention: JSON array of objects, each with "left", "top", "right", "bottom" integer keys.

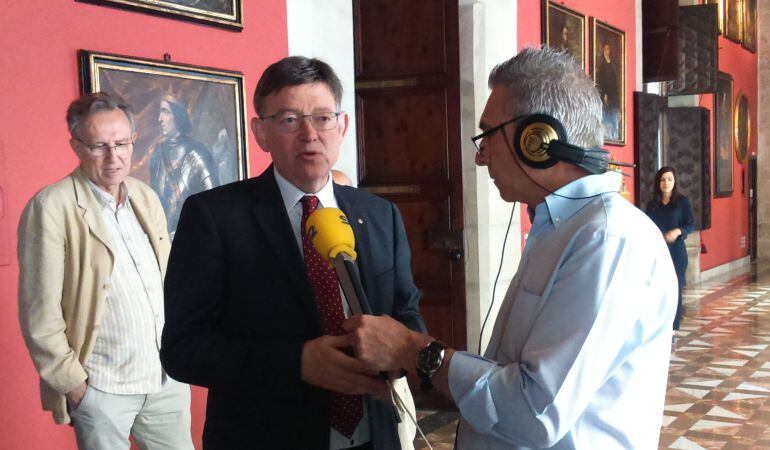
[{"left": 17, "top": 92, "right": 193, "bottom": 450}]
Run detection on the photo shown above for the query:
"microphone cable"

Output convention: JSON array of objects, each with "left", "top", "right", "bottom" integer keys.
[
  {"left": 386, "top": 380, "right": 433, "bottom": 450},
  {"left": 478, "top": 201, "right": 516, "bottom": 355},
  {"left": 306, "top": 207, "right": 434, "bottom": 449}
]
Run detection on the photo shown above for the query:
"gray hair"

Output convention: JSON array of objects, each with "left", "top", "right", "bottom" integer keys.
[
  {"left": 66, "top": 92, "right": 136, "bottom": 139},
  {"left": 488, "top": 46, "right": 603, "bottom": 149}
]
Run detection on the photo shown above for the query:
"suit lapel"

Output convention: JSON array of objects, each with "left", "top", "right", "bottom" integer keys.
[
  {"left": 73, "top": 169, "right": 116, "bottom": 264},
  {"left": 251, "top": 170, "right": 323, "bottom": 332},
  {"left": 335, "top": 186, "right": 374, "bottom": 302},
  {"left": 126, "top": 183, "right": 165, "bottom": 273}
]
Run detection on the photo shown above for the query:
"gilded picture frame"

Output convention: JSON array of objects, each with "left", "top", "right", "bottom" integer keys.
[
  {"left": 76, "top": 0, "right": 243, "bottom": 30},
  {"left": 590, "top": 18, "right": 626, "bottom": 146},
  {"left": 542, "top": 0, "right": 586, "bottom": 70},
  {"left": 79, "top": 50, "right": 249, "bottom": 237},
  {"left": 742, "top": 0, "right": 757, "bottom": 52},
  {"left": 714, "top": 71, "right": 734, "bottom": 197},
  {"left": 734, "top": 91, "right": 750, "bottom": 164},
  {"left": 724, "top": 0, "right": 742, "bottom": 43}
]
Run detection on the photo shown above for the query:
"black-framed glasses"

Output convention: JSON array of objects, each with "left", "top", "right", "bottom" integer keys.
[
  {"left": 470, "top": 115, "right": 525, "bottom": 152},
  {"left": 260, "top": 111, "right": 342, "bottom": 133},
  {"left": 74, "top": 137, "right": 134, "bottom": 157}
]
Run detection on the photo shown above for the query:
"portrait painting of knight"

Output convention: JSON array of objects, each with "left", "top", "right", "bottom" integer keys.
[{"left": 79, "top": 50, "right": 248, "bottom": 238}]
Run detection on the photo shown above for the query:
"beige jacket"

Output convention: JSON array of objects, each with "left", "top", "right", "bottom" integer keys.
[{"left": 17, "top": 168, "right": 170, "bottom": 424}]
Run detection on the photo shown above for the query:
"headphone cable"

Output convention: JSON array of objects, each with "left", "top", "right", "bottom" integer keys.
[
  {"left": 503, "top": 127, "right": 623, "bottom": 201},
  {"left": 476, "top": 132, "right": 619, "bottom": 354},
  {"left": 478, "top": 201, "right": 516, "bottom": 354}
]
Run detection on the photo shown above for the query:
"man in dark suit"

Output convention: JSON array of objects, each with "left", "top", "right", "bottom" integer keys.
[{"left": 160, "top": 56, "right": 426, "bottom": 450}]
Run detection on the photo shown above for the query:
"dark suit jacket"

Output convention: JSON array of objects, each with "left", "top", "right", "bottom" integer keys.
[{"left": 161, "top": 166, "right": 426, "bottom": 450}]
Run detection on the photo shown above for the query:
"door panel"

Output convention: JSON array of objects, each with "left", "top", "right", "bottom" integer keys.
[
  {"left": 353, "top": 0, "right": 465, "bottom": 352},
  {"left": 357, "top": 88, "right": 448, "bottom": 181},
  {"left": 355, "top": 0, "right": 447, "bottom": 77}
]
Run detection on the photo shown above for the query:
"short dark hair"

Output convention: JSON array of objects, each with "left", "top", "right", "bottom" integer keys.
[
  {"left": 66, "top": 92, "right": 135, "bottom": 139},
  {"left": 253, "top": 56, "right": 343, "bottom": 116}
]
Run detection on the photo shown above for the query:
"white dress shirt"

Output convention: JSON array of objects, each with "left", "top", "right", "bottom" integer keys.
[
  {"left": 273, "top": 167, "right": 371, "bottom": 450},
  {"left": 450, "top": 172, "right": 678, "bottom": 449},
  {"left": 83, "top": 181, "right": 165, "bottom": 395}
]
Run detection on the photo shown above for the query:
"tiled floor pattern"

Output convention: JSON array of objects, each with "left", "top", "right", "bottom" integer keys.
[
  {"left": 412, "top": 268, "right": 770, "bottom": 450},
  {"left": 659, "top": 269, "right": 770, "bottom": 450}
]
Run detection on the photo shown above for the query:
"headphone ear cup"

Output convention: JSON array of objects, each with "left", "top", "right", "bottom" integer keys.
[{"left": 512, "top": 114, "right": 568, "bottom": 169}]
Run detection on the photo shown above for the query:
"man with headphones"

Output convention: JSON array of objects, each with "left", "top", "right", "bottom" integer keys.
[{"left": 344, "top": 47, "right": 678, "bottom": 449}]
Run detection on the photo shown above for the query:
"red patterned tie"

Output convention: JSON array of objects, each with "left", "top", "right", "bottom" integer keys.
[{"left": 300, "top": 195, "right": 363, "bottom": 438}]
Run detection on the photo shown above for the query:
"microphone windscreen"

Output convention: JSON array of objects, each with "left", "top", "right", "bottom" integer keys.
[{"left": 305, "top": 207, "right": 358, "bottom": 261}]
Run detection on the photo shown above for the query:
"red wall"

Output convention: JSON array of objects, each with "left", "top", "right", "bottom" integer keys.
[
  {"left": 0, "top": 2, "right": 284, "bottom": 449},
  {"left": 698, "top": 32, "right": 756, "bottom": 270},
  {"left": 516, "top": 0, "right": 638, "bottom": 241},
  {"left": 516, "top": 0, "right": 755, "bottom": 272}
]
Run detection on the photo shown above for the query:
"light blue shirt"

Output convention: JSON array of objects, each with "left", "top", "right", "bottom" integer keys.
[{"left": 450, "top": 172, "right": 678, "bottom": 449}]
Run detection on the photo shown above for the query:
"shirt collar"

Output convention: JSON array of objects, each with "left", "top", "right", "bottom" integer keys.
[
  {"left": 534, "top": 171, "right": 621, "bottom": 228},
  {"left": 85, "top": 178, "right": 130, "bottom": 209},
  {"left": 273, "top": 166, "right": 336, "bottom": 211}
]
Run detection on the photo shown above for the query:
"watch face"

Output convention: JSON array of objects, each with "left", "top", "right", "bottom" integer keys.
[{"left": 418, "top": 341, "right": 445, "bottom": 373}]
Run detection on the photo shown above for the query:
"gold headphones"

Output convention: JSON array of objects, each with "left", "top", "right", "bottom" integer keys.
[{"left": 512, "top": 114, "right": 614, "bottom": 174}]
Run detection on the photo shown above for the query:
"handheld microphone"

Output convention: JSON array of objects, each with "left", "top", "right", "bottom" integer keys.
[
  {"left": 306, "top": 207, "right": 405, "bottom": 424},
  {"left": 305, "top": 207, "right": 371, "bottom": 317}
]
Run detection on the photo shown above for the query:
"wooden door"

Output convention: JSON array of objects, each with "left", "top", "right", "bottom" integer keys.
[{"left": 353, "top": 0, "right": 466, "bottom": 351}]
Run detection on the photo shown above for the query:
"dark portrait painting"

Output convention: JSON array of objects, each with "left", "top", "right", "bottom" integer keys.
[
  {"left": 742, "top": 0, "right": 757, "bottom": 52},
  {"left": 714, "top": 72, "right": 734, "bottom": 197},
  {"left": 76, "top": 0, "right": 243, "bottom": 30},
  {"left": 591, "top": 19, "right": 625, "bottom": 145},
  {"left": 724, "top": 0, "right": 742, "bottom": 42},
  {"left": 79, "top": 50, "right": 249, "bottom": 238},
  {"left": 542, "top": 0, "right": 586, "bottom": 69}
]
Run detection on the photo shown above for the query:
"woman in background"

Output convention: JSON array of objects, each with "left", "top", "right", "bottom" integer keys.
[{"left": 645, "top": 166, "right": 695, "bottom": 331}]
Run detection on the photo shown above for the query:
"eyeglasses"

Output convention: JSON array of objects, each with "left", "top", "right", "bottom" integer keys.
[
  {"left": 260, "top": 111, "right": 342, "bottom": 133},
  {"left": 470, "top": 115, "right": 525, "bottom": 152},
  {"left": 75, "top": 137, "right": 134, "bottom": 157}
]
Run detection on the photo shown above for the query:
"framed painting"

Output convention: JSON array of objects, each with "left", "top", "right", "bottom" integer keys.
[
  {"left": 79, "top": 50, "right": 249, "bottom": 238},
  {"left": 541, "top": 0, "right": 586, "bottom": 69},
  {"left": 590, "top": 18, "right": 625, "bottom": 145},
  {"left": 76, "top": 0, "right": 243, "bottom": 30},
  {"left": 724, "top": 0, "right": 742, "bottom": 42},
  {"left": 742, "top": 0, "right": 756, "bottom": 52},
  {"left": 734, "top": 91, "right": 750, "bottom": 164},
  {"left": 714, "top": 71, "right": 733, "bottom": 197}
]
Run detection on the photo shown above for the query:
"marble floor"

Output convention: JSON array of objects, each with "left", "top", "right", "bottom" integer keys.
[{"left": 412, "top": 263, "right": 770, "bottom": 450}]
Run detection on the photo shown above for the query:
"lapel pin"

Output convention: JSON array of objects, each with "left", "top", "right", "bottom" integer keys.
[{"left": 357, "top": 218, "right": 364, "bottom": 224}]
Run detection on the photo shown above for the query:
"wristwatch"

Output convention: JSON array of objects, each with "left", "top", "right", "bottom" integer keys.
[{"left": 416, "top": 340, "right": 447, "bottom": 391}]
